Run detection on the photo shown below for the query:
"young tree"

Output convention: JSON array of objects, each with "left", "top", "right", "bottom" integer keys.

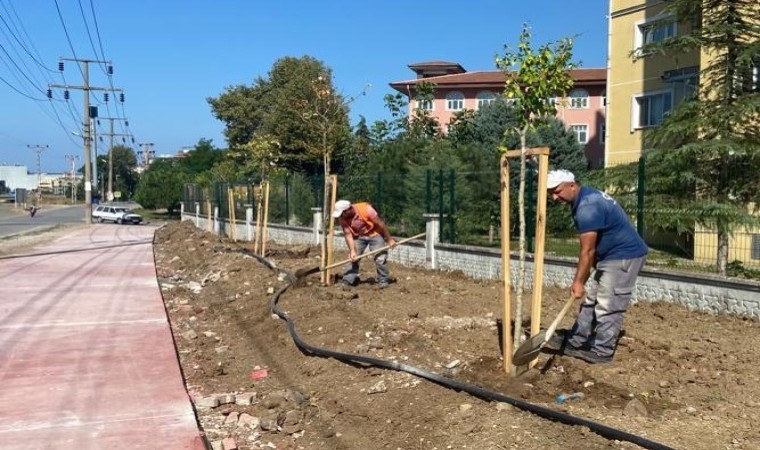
[
  {"left": 496, "top": 24, "right": 577, "bottom": 358},
  {"left": 636, "top": 0, "right": 760, "bottom": 275}
]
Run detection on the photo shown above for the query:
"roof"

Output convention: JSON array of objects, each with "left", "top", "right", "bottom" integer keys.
[{"left": 389, "top": 68, "right": 607, "bottom": 94}]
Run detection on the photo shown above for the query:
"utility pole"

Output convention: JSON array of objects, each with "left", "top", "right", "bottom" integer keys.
[
  {"left": 65, "top": 154, "right": 79, "bottom": 204},
  {"left": 49, "top": 58, "right": 123, "bottom": 224},
  {"left": 138, "top": 143, "right": 155, "bottom": 169},
  {"left": 98, "top": 117, "right": 131, "bottom": 201},
  {"left": 27, "top": 144, "right": 48, "bottom": 194}
]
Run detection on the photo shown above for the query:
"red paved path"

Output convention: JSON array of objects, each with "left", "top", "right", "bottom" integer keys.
[{"left": 0, "top": 225, "right": 205, "bottom": 450}]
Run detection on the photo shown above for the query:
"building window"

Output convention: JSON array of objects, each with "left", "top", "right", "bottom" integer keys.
[
  {"left": 475, "top": 91, "right": 496, "bottom": 109},
  {"left": 599, "top": 123, "right": 606, "bottom": 143},
  {"left": 663, "top": 66, "right": 699, "bottom": 104},
  {"left": 570, "top": 124, "right": 588, "bottom": 144},
  {"left": 752, "top": 234, "right": 760, "bottom": 259},
  {"left": 633, "top": 91, "right": 672, "bottom": 129},
  {"left": 635, "top": 15, "right": 677, "bottom": 56},
  {"left": 417, "top": 98, "right": 433, "bottom": 111},
  {"left": 569, "top": 89, "right": 589, "bottom": 109},
  {"left": 600, "top": 90, "right": 606, "bottom": 108},
  {"left": 445, "top": 91, "right": 465, "bottom": 111}
]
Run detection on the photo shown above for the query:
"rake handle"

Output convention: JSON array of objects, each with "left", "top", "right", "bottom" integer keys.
[{"left": 324, "top": 232, "right": 426, "bottom": 271}]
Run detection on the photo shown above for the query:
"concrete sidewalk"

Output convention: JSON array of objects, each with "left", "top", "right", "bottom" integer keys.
[{"left": 0, "top": 225, "right": 205, "bottom": 450}]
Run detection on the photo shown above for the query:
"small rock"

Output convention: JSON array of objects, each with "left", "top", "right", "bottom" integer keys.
[
  {"left": 224, "top": 411, "right": 239, "bottom": 425},
  {"left": 367, "top": 380, "right": 387, "bottom": 394},
  {"left": 445, "top": 360, "right": 461, "bottom": 369},
  {"left": 459, "top": 403, "right": 473, "bottom": 412},
  {"left": 235, "top": 393, "right": 256, "bottom": 406},
  {"left": 623, "top": 398, "right": 648, "bottom": 417},
  {"left": 182, "top": 329, "right": 198, "bottom": 341},
  {"left": 196, "top": 396, "right": 219, "bottom": 409},
  {"left": 221, "top": 437, "right": 237, "bottom": 450},
  {"left": 266, "top": 287, "right": 275, "bottom": 294},
  {"left": 658, "top": 380, "right": 671, "bottom": 388},
  {"left": 684, "top": 406, "right": 697, "bottom": 415},
  {"left": 495, "top": 402, "right": 514, "bottom": 412},
  {"left": 238, "top": 413, "right": 260, "bottom": 429}
]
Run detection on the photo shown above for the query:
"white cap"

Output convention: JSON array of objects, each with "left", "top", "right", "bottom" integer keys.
[
  {"left": 333, "top": 200, "right": 351, "bottom": 218},
  {"left": 547, "top": 169, "right": 575, "bottom": 189}
]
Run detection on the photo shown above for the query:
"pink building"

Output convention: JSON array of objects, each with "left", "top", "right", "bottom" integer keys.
[{"left": 390, "top": 61, "right": 607, "bottom": 168}]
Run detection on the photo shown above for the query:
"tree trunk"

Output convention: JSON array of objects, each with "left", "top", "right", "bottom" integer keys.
[
  {"left": 717, "top": 226, "right": 729, "bottom": 277},
  {"left": 513, "top": 127, "right": 529, "bottom": 355}
]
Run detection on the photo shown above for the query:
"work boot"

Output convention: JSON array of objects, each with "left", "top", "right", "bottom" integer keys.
[
  {"left": 542, "top": 330, "right": 568, "bottom": 351},
  {"left": 563, "top": 347, "right": 613, "bottom": 364}
]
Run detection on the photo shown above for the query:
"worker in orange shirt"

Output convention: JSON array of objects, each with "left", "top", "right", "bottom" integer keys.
[{"left": 333, "top": 200, "right": 396, "bottom": 289}]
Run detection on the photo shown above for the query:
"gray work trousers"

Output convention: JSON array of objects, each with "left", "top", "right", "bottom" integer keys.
[
  {"left": 567, "top": 255, "right": 647, "bottom": 357},
  {"left": 341, "top": 234, "right": 390, "bottom": 285}
]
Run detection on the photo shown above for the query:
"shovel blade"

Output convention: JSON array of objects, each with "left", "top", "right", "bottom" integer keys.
[
  {"left": 294, "top": 265, "right": 320, "bottom": 279},
  {"left": 512, "top": 331, "right": 547, "bottom": 365}
]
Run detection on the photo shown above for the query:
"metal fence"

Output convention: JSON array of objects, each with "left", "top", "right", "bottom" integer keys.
[{"left": 183, "top": 161, "right": 760, "bottom": 276}]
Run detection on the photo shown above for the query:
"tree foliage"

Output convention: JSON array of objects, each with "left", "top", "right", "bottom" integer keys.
[
  {"left": 134, "top": 159, "right": 187, "bottom": 214},
  {"left": 208, "top": 56, "right": 349, "bottom": 175},
  {"left": 610, "top": 0, "right": 760, "bottom": 275}
]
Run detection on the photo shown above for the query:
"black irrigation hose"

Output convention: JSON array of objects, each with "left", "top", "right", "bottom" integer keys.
[{"left": 237, "top": 249, "right": 676, "bottom": 450}]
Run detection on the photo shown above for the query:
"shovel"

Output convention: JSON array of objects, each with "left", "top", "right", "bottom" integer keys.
[
  {"left": 512, "top": 294, "right": 576, "bottom": 365},
  {"left": 293, "top": 232, "right": 426, "bottom": 279}
]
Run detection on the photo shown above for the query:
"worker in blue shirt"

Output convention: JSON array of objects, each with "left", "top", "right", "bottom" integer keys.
[{"left": 543, "top": 169, "right": 648, "bottom": 364}]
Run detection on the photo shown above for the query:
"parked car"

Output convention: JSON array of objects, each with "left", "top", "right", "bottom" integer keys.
[{"left": 92, "top": 205, "right": 142, "bottom": 224}]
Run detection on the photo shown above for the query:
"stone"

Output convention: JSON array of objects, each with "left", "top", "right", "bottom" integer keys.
[
  {"left": 196, "top": 396, "right": 219, "bottom": 409},
  {"left": 221, "top": 437, "right": 237, "bottom": 450},
  {"left": 224, "top": 411, "right": 239, "bottom": 425},
  {"left": 235, "top": 393, "right": 256, "bottom": 406},
  {"left": 622, "top": 398, "right": 648, "bottom": 417}
]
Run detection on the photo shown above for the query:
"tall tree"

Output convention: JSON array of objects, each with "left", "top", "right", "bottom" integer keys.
[
  {"left": 134, "top": 159, "right": 188, "bottom": 215},
  {"left": 636, "top": 0, "right": 760, "bottom": 275},
  {"left": 208, "top": 56, "right": 349, "bottom": 175},
  {"left": 95, "top": 145, "right": 138, "bottom": 199},
  {"left": 180, "top": 138, "right": 225, "bottom": 175},
  {"left": 496, "top": 24, "right": 577, "bottom": 363}
]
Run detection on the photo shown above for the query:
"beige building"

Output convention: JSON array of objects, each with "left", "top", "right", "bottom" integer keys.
[
  {"left": 607, "top": 0, "right": 759, "bottom": 267},
  {"left": 606, "top": 0, "right": 700, "bottom": 166}
]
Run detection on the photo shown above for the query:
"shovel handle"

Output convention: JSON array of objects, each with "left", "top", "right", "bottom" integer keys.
[
  {"left": 543, "top": 295, "right": 577, "bottom": 343},
  {"left": 324, "top": 232, "right": 426, "bottom": 271}
]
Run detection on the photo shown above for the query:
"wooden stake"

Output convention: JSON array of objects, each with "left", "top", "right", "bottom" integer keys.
[
  {"left": 530, "top": 149, "right": 550, "bottom": 368},
  {"left": 253, "top": 185, "right": 263, "bottom": 255},
  {"left": 206, "top": 200, "right": 212, "bottom": 232},
  {"left": 261, "top": 181, "right": 270, "bottom": 257},
  {"left": 325, "top": 175, "right": 338, "bottom": 286},
  {"left": 500, "top": 154, "right": 513, "bottom": 373},
  {"left": 228, "top": 188, "right": 237, "bottom": 242}
]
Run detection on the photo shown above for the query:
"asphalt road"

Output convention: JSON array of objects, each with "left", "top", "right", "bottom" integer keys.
[{"left": 0, "top": 204, "right": 85, "bottom": 238}]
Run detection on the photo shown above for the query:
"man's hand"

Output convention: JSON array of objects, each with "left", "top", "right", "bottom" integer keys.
[
  {"left": 387, "top": 237, "right": 397, "bottom": 248},
  {"left": 349, "top": 249, "right": 357, "bottom": 261},
  {"left": 571, "top": 281, "right": 586, "bottom": 300}
]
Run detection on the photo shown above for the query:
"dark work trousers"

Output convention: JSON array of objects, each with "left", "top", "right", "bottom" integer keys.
[
  {"left": 567, "top": 255, "right": 647, "bottom": 357},
  {"left": 341, "top": 234, "right": 390, "bottom": 285}
]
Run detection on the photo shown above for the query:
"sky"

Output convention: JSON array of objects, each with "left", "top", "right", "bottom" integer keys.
[{"left": 0, "top": 0, "right": 609, "bottom": 173}]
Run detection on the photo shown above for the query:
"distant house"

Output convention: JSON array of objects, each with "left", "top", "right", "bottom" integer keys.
[{"left": 389, "top": 61, "right": 607, "bottom": 167}]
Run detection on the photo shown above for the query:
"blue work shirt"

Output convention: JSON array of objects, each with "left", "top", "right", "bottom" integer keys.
[{"left": 572, "top": 186, "right": 649, "bottom": 261}]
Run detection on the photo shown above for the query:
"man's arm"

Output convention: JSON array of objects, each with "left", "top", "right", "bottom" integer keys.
[
  {"left": 370, "top": 216, "right": 396, "bottom": 247},
  {"left": 572, "top": 231, "right": 597, "bottom": 299},
  {"left": 343, "top": 227, "right": 358, "bottom": 260}
]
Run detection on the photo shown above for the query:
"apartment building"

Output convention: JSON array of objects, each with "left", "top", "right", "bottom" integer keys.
[
  {"left": 608, "top": 0, "right": 760, "bottom": 266},
  {"left": 389, "top": 62, "right": 607, "bottom": 167},
  {"left": 606, "top": 0, "right": 701, "bottom": 166}
]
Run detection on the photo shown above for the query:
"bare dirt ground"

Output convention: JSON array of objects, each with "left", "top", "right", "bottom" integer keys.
[{"left": 153, "top": 220, "right": 759, "bottom": 450}]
